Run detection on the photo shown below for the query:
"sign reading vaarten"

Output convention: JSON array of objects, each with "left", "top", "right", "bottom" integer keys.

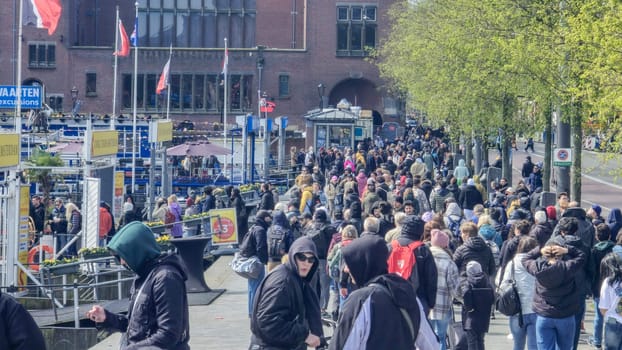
[{"left": 0, "top": 85, "right": 42, "bottom": 109}]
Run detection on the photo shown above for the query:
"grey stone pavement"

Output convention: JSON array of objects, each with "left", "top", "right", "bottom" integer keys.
[{"left": 91, "top": 254, "right": 597, "bottom": 349}]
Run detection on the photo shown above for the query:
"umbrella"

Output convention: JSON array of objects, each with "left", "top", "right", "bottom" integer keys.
[
  {"left": 48, "top": 142, "right": 84, "bottom": 154},
  {"left": 166, "top": 141, "right": 230, "bottom": 157}
]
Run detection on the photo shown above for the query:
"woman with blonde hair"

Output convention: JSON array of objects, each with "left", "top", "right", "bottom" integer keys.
[
  {"left": 167, "top": 194, "right": 183, "bottom": 238},
  {"left": 65, "top": 202, "right": 81, "bottom": 257}
]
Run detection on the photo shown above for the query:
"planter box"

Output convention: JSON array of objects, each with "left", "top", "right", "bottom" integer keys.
[
  {"left": 44, "top": 264, "right": 80, "bottom": 275},
  {"left": 159, "top": 243, "right": 174, "bottom": 252},
  {"left": 80, "top": 252, "right": 111, "bottom": 260}
]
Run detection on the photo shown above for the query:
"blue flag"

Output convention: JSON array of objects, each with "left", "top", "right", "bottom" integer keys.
[{"left": 130, "top": 15, "right": 138, "bottom": 46}]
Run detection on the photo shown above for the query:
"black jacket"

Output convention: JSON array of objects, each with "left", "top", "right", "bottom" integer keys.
[
  {"left": 556, "top": 207, "right": 596, "bottom": 250},
  {"left": 458, "top": 185, "right": 484, "bottom": 211},
  {"left": 460, "top": 272, "right": 495, "bottom": 332},
  {"left": 251, "top": 237, "right": 323, "bottom": 350},
  {"left": 453, "top": 236, "right": 496, "bottom": 277},
  {"left": 240, "top": 218, "right": 270, "bottom": 264},
  {"left": 0, "top": 291, "right": 46, "bottom": 350},
  {"left": 330, "top": 236, "right": 421, "bottom": 350},
  {"left": 102, "top": 254, "right": 190, "bottom": 350},
  {"left": 259, "top": 191, "right": 275, "bottom": 211},
  {"left": 590, "top": 240, "right": 615, "bottom": 296},
  {"left": 395, "top": 235, "right": 438, "bottom": 311},
  {"left": 530, "top": 223, "right": 553, "bottom": 248},
  {"left": 522, "top": 245, "right": 586, "bottom": 319}
]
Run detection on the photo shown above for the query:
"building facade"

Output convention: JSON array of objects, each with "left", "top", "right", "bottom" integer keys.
[{"left": 0, "top": 0, "right": 402, "bottom": 130}]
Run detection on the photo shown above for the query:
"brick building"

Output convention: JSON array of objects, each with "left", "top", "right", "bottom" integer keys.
[{"left": 0, "top": 0, "right": 402, "bottom": 131}]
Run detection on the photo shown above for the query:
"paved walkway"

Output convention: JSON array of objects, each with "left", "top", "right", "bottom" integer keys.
[{"left": 91, "top": 254, "right": 597, "bottom": 349}]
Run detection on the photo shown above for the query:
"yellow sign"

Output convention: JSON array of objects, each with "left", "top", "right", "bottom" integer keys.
[
  {"left": 18, "top": 186, "right": 30, "bottom": 287},
  {"left": 91, "top": 130, "right": 119, "bottom": 157},
  {"left": 157, "top": 121, "right": 173, "bottom": 142},
  {"left": 113, "top": 171, "right": 125, "bottom": 222},
  {"left": 209, "top": 208, "right": 239, "bottom": 245},
  {"left": 0, "top": 134, "right": 19, "bottom": 167},
  {"left": 360, "top": 110, "right": 373, "bottom": 118}
]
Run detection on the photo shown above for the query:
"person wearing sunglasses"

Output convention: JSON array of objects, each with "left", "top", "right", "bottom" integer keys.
[
  {"left": 86, "top": 221, "right": 190, "bottom": 349},
  {"left": 250, "top": 237, "right": 324, "bottom": 350}
]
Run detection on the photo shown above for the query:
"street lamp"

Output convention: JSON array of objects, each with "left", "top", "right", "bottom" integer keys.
[
  {"left": 70, "top": 86, "right": 79, "bottom": 115},
  {"left": 317, "top": 83, "right": 325, "bottom": 110}
]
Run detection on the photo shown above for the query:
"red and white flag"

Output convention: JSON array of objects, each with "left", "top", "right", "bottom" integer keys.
[
  {"left": 114, "top": 19, "right": 130, "bottom": 57},
  {"left": 156, "top": 58, "right": 170, "bottom": 95},
  {"left": 23, "top": 0, "right": 63, "bottom": 35}
]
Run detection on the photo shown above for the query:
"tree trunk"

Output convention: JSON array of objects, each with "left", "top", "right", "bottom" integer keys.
[
  {"left": 543, "top": 100, "right": 553, "bottom": 192},
  {"left": 501, "top": 94, "right": 514, "bottom": 184},
  {"left": 571, "top": 101, "right": 582, "bottom": 203}
]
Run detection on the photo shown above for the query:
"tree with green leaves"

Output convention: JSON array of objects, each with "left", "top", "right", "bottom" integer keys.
[{"left": 25, "top": 149, "right": 65, "bottom": 199}]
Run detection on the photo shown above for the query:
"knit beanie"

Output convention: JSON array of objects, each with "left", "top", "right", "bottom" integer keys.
[{"left": 430, "top": 229, "right": 449, "bottom": 248}]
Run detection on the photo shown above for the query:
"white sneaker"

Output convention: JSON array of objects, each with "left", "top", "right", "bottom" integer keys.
[{"left": 506, "top": 333, "right": 513, "bottom": 340}]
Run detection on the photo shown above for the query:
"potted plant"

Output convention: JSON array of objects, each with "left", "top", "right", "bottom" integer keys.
[
  {"left": 42, "top": 257, "right": 80, "bottom": 275},
  {"left": 146, "top": 220, "right": 166, "bottom": 235},
  {"left": 78, "top": 247, "right": 111, "bottom": 260},
  {"left": 156, "top": 234, "right": 174, "bottom": 252}
]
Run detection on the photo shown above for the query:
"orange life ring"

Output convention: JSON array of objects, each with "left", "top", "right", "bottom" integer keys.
[{"left": 28, "top": 245, "right": 54, "bottom": 272}]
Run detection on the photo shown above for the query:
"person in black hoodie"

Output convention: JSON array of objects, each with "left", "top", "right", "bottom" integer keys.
[
  {"left": 453, "top": 222, "right": 496, "bottom": 278},
  {"left": 521, "top": 237, "right": 586, "bottom": 350},
  {"left": 392, "top": 215, "right": 438, "bottom": 315},
  {"left": 250, "top": 237, "right": 324, "bottom": 350},
  {"left": 606, "top": 208, "right": 622, "bottom": 239},
  {"left": 0, "top": 290, "right": 47, "bottom": 350},
  {"left": 231, "top": 188, "right": 248, "bottom": 244},
  {"left": 329, "top": 235, "right": 439, "bottom": 350},
  {"left": 258, "top": 183, "right": 275, "bottom": 211},
  {"left": 459, "top": 261, "right": 495, "bottom": 350},
  {"left": 240, "top": 210, "right": 272, "bottom": 316}
]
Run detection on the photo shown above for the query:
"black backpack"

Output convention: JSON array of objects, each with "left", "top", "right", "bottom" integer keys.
[
  {"left": 306, "top": 224, "right": 330, "bottom": 258},
  {"left": 267, "top": 226, "right": 287, "bottom": 259}
]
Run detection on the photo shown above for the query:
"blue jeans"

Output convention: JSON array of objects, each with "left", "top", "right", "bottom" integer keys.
[
  {"left": 605, "top": 318, "right": 622, "bottom": 350},
  {"left": 535, "top": 314, "right": 575, "bottom": 350},
  {"left": 593, "top": 298, "right": 603, "bottom": 347},
  {"left": 430, "top": 315, "right": 451, "bottom": 350},
  {"left": 247, "top": 267, "right": 266, "bottom": 316},
  {"left": 318, "top": 259, "right": 330, "bottom": 310},
  {"left": 573, "top": 299, "right": 586, "bottom": 349},
  {"left": 510, "top": 313, "right": 537, "bottom": 350}
]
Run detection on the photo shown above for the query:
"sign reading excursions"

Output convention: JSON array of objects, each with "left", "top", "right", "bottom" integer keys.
[{"left": 0, "top": 85, "right": 42, "bottom": 109}]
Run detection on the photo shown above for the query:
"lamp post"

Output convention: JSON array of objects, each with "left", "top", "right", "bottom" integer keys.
[
  {"left": 70, "top": 86, "right": 79, "bottom": 116},
  {"left": 317, "top": 83, "right": 325, "bottom": 110}
]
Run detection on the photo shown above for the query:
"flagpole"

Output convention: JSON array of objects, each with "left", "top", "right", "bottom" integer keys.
[
  {"left": 16, "top": 0, "right": 23, "bottom": 159},
  {"left": 131, "top": 1, "right": 138, "bottom": 194},
  {"left": 223, "top": 38, "right": 228, "bottom": 175},
  {"left": 166, "top": 45, "right": 172, "bottom": 120},
  {"left": 111, "top": 6, "right": 119, "bottom": 130}
]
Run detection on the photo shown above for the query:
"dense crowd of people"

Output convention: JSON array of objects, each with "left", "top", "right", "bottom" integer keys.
[{"left": 237, "top": 126, "right": 622, "bottom": 350}]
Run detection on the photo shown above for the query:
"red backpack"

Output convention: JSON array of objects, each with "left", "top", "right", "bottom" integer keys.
[{"left": 387, "top": 240, "right": 424, "bottom": 280}]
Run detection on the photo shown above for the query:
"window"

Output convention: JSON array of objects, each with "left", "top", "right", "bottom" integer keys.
[
  {"left": 86, "top": 73, "right": 97, "bottom": 96},
  {"left": 28, "top": 42, "right": 56, "bottom": 68},
  {"left": 48, "top": 95, "right": 63, "bottom": 112},
  {"left": 278, "top": 74, "right": 290, "bottom": 98},
  {"left": 336, "top": 5, "right": 377, "bottom": 57},
  {"left": 121, "top": 71, "right": 254, "bottom": 113},
  {"left": 137, "top": 0, "right": 256, "bottom": 48}
]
